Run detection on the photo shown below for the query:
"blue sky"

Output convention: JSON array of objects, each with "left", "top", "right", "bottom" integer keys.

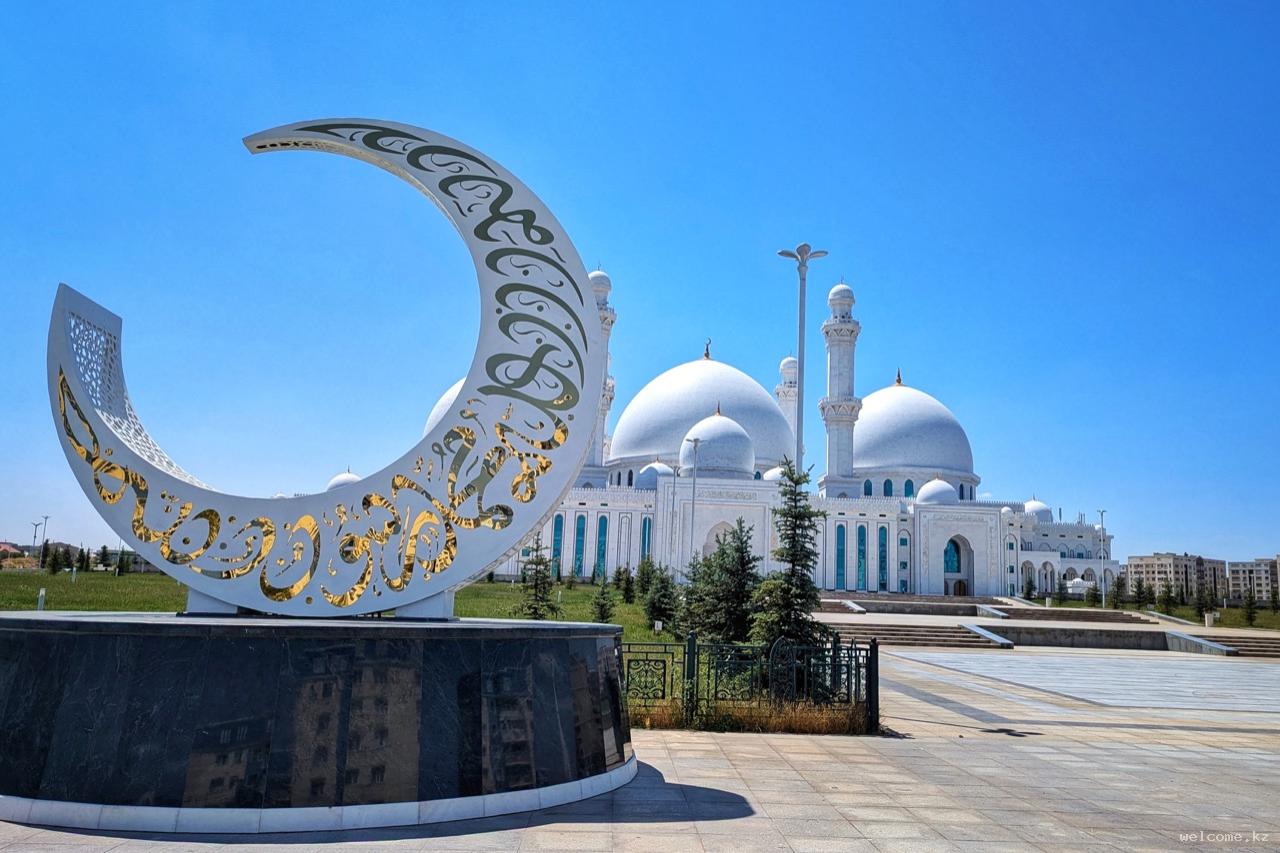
[{"left": 2, "top": 2, "right": 1277, "bottom": 560}]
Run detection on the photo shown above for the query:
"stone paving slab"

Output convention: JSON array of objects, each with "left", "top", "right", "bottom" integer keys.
[{"left": 3, "top": 648, "right": 1280, "bottom": 851}]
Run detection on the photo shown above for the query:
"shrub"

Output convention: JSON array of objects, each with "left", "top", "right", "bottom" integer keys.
[
  {"left": 644, "top": 568, "right": 678, "bottom": 629},
  {"left": 591, "top": 581, "right": 615, "bottom": 623}
]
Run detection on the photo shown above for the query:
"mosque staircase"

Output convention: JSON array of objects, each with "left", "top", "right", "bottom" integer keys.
[
  {"left": 999, "top": 607, "right": 1156, "bottom": 625},
  {"left": 828, "top": 623, "right": 1005, "bottom": 649},
  {"left": 1192, "top": 634, "right": 1280, "bottom": 658}
]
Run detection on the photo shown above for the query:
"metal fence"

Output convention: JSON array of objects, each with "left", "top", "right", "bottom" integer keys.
[{"left": 620, "top": 634, "right": 879, "bottom": 732}]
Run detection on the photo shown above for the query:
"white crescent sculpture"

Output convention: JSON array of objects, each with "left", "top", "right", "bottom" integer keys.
[{"left": 47, "top": 119, "right": 606, "bottom": 617}]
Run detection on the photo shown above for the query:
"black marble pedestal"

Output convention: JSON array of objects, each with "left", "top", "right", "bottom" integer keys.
[{"left": 0, "top": 612, "right": 633, "bottom": 832}]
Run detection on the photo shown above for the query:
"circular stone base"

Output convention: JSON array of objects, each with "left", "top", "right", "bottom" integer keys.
[{"left": 0, "top": 612, "right": 634, "bottom": 833}]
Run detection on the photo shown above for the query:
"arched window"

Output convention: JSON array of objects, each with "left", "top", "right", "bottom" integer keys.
[
  {"left": 958, "top": 484, "right": 965, "bottom": 500},
  {"left": 944, "top": 540, "right": 961, "bottom": 573},
  {"left": 857, "top": 525, "right": 867, "bottom": 589},
  {"left": 753, "top": 470, "right": 762, "bottom": 480},
  {"left": 627, "top": 470, "right": 634, "bottom": 487},
  {"left": 904, "top": 479, "right": 914, "bottom": 498},
  {"left": 863, "top": 479, "right": 873, "bottom": 497},
  {"left": 877, "top": 526, "right": 888, "bottom": 590},
  {"left": 640, "top": 516, "right": 652, "bottom": 561},
  {"left": 835, "top": 524, "right": 847, "bottom": 590},
  {"left": 883, "top": 479, "right": 893, "bottom": 497},
  {"left": 551, "top": 514, "right": 564, "bottom": 577},
  {"left": 573, "top": 514, "right": 586, "bottom": 576},
  {"left": 595, "top": 516, "right": 608, "bottom": 579}
]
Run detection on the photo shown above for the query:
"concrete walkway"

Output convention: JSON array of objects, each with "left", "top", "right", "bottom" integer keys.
[{"left": 2, "top": 647, "right": 1278, "bottom": 851}]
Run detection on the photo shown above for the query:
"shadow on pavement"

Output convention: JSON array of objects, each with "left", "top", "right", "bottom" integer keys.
[{"left": 5, "top": 762, "right": 750, "bottom": 846}]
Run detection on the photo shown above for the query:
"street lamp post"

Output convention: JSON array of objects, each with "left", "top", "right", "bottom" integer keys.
[
  {"left": 38, "top": 515, "right": 49, "bottom": 570},
  {"left": 777, "top": 243, "right": 827, "bottom": 473},
  {"left": 683, "top": 436, "right": 701, "bottom": 576},
  {"left": 1098, "top": 509, "right": 1107, "bottom": 604}
]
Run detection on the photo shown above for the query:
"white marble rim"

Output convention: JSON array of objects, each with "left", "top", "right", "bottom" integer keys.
[{"left": 0, "top": 756, "right": 637, "bottom": 834}]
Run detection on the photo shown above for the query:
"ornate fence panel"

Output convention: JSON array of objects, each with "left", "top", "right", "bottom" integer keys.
[{"left": 621, "top": 635, "right": 879, "bottom": 731}]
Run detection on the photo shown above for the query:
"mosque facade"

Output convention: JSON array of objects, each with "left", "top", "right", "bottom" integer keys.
[{"left": 411, "top": 270, "right": 1118, "bottom": 597}]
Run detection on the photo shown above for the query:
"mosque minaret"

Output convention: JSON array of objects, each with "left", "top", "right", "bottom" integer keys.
[{"left": 408, "top": 269, "right": 1117, "bottom": 596}]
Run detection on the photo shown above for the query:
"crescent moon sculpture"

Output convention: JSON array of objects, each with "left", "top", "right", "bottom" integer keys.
[{"left": 47, "top": 119, "right": 606, "bottom": 617}]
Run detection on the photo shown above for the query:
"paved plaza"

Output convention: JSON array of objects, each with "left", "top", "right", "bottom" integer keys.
[{"left": 3, "top": 647, "right": 1278, "bottom": 852}]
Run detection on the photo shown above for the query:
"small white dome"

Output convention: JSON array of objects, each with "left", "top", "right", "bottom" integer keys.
[
  {"left": 1024, "top": 498, "right": 1053, "bottom": 523},
  {"left": 678, "top": 413, "right": 755, "bottom": 478},
  {"left": 915, "top": 477, "right": 958, "bottom": 505},
  {"left": 634, "top": 461, "right": 674, "bottom": 490},
  {"left": 424, "top": 378, "right": 465, "bottom": 437},
  {"left": 326, "top": 470, "right": 360, "bottom": 491},
  {"left": 779, "top": 356, "right": 798, "bottom": 380},
  {"left": 609, "top": 358, "right": 793, "bottom": 470},
  {"left": 588, "top": 269, "right": 612, "bottom": 305},
  {"left": 1000, "top": 506, "right": 1013, "bottom": 515},
  {"left": 762, "top": 465, "right": 786, "bottom": 482},
  {"left": 828, "top": 283, "right": 855, "bottom": 308}
]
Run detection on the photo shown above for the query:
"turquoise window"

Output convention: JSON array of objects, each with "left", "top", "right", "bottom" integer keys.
[
  {"left": 551, "top": 514, "right": 564, "bottom": 575},
  {"left": 863, "top": 479, "right": 872, "bottom": 497},
  {"left": 878, "top": 526, "right": 888, "bottom": 590},
  {"left": 944, "top": 539, "right": 960, "bottom": 573},
  {"left": 640, "top": 516, "right": 652, "bottom": 560},
  {"left": 595, "top": 516, "right": 608, "bottom": 578},
  {"left": 835, "top": 524, "right": 847, "bottom": 590},
  {"left": 899, "top": 535, "right": 908, "bottom": 548},
  {"left": 904, "top": 479, "right": 914, "bottom": 498},
  {"left": 857, "top": 525, "right": 867, "bottom": 589},
  {"left": 883, "top": 479, "right": 893, "bottom": 497},
  {"left": 1007, "top": 541, "right": 1015, "bottom": 551},
  {"left": 573, "top": 514, "right": 586, "bottom": 575}
]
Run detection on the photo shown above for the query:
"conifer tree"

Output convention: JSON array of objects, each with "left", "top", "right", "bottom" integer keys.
[
  {"left": 1157, "top": 583, "right": 1174, "bottom": 614},
  {"left": 749, "top": 460, "right": 828, "bottom": 648},
  {"left": 1133, "top": 577, "right": 1147, "bottom": 611},
  {"left": 1085, "top": 584, "right": 1101, "bottom": 607},
  {"left": 644, "top": 566, "right": 678, "bottom": 630},
  {"left": 683, "top": 519, "right": 761, "bottom": 643},
  {"left": 591, "top": 578, "right": 615, "bottom": 623},
  {"left": 634, "top": 555, "right": 657, "bottom": 598},
  {"left": 1054, "top": 576, "right": 1068, "bottom": 606},
  {"left": 514, "top": 534, "right": 560, "bottom": 620},
  {"left": 622, "top": 567, "right": 636, "bottom": 604},
  {"left": 97, "top": 544, "right": 110, "bottom": 567},
  {"left": 1244, "top": 586, "right": 1258, "bottom": 627},
  {"left": 1269, "top": 585, "right": 1279, "bottom": 615}
]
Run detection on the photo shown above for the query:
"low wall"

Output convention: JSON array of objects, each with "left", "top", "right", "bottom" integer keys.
[
  {"left": 854, "top": 600, "right": 979, "bottom": 616},
  {"left": 978, "top": 624, "right": 1170, "bottom": 650}
]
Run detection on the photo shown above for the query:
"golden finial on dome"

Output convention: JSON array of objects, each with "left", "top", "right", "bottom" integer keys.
[
  {"left": 715, "top": 402, "right": 721, "bottom": 416},
  {"left": 704, "top": 338, "right": 711, "bottom": 360},
  {"left": 895, "top": 368, "right": 903, "bottom": 386}
]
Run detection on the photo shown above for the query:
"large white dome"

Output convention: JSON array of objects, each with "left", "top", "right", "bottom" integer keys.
[
  {"left": 678, "top": 413, "right": 755, "bottom": 478},
  {"left": 851, "top": 383, "right": 974, "bottom": 476},
  {"left": 609, "top": 359, "right": 794, "bottom": 470},
  {"left": 423, "top": 377, "right": 465, "bottom": 437}
]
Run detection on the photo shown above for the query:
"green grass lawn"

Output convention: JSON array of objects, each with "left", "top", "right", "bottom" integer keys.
[
  {"left": 455, "top": 579, "right": 674, "bottom": 641},
  {"left": 0, "top": 569, "right": 187, "bottom": 611},
  {"left": 0, "top": 570, "right": 674, "bottom": 641},
  {"left": 1162, "top": 604, "right": 1280, "bottom": 631}
]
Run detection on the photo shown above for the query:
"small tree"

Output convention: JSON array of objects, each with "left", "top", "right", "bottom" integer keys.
[
  {"left": 591, "top": 579, "right": 615, "bottom": 623},
  {"left": 97, "top": 544, "right": 110, "bottom": 567},
  {"left": 683, "top": 519, "right": 762, "bottom": 643},
  {"left": 622, "top": 567, "right": 636, "bottom": 604},
  {"left": 1244, "top": 586, "right": 1258, "bottom": 627},
  {"left": 565, "top": 568, "right": 576, "bottom": 589},
  {"left": 612, "top": 564, "right": 627, "bottom": 590},
  {"left": 1022, "top": 573, "right": 1035, "bottom": 600},
  {"left": 1193, "top": 584, "right": 1209, "bottom": 620},
  {"left": 749, "top": 460, "right": 828, "bottom": 648},
  {"left": 514, "top": 535, "right": 560, "bottom": 620},
  {"left": 1053, "top": 576, "right": 1068, "bottom": 606},
  {"left": 39, "top": 539, "right": 50, "bottom": 569},
  {"left": 1157, "top": 583, "right": 1174, "bottom": 614},
  {"left": 644, "top": 567, "right": 678, "bottom": 630},
  {"left": 1085, "top": 584, "right": 1101, "bottom": 607},
  {"left": 634, "top": 556, "right": 657, "bottom": 598},
  {"left": 1269, "top": 585, "right": 1279, "bottom": 615},
  {"left": 1133, "top": 578, "right": 1146, "bottom": 612}
]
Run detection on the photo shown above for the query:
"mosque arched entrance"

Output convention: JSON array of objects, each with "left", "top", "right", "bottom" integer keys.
[{"left": 942, "top": 535, "right": 974, "bottom": 596}]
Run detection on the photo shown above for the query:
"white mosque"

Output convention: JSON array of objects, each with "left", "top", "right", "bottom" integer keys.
[{"left": 337, "top": 270, "right": 1118, "bottom": 598}]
